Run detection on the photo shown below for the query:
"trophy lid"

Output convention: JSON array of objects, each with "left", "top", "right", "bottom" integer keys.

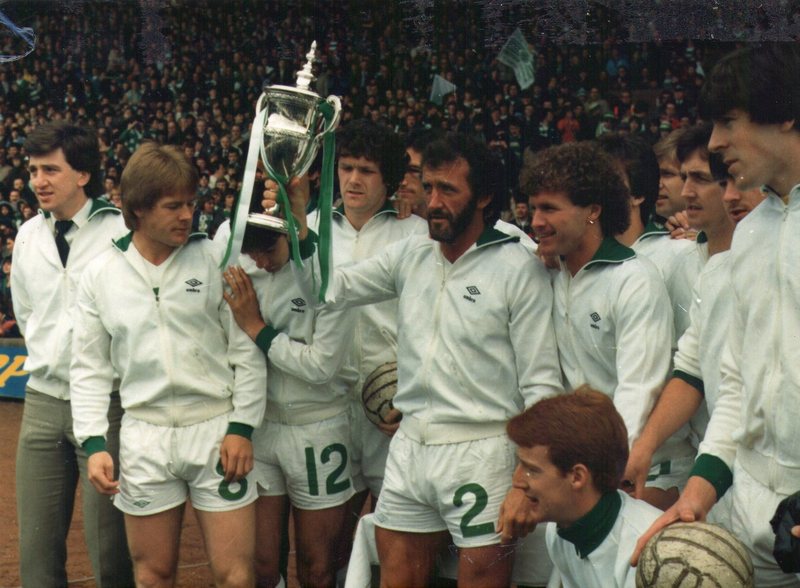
[
  {"left": 261, "top": 41, "right": 321, "bottom": 100},
  {"left": 295, "top": 42, "right": 317, "bottom": 91},
  {"left": 263, "top": 84, "right": 322, "bottom": 101}
]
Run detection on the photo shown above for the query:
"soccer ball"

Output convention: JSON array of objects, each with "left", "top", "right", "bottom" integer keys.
[
  {"left": 636, "top": 522, "right": 754, "bottom": 587},
  {"left": 361, "top": 361, "right": 397, "bottom": 425}
]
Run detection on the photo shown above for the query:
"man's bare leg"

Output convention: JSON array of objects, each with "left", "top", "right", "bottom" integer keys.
[
  {"left": 375, "top": 526, "right": 449, "bottom": 588},
  {"left": 457, "top": 543, "right": 515, "bottom": 588},
  {"left": 124, "top": 506, "right": 183, "bottom": 588},
  {"left": 196, "top": 502, "right": 256, "bottom": 588}
]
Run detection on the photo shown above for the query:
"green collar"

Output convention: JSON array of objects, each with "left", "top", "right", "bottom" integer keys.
[
  {"left": 333, "top": 199, "right": 397, "bottom": 218},
  {"left": 476, "top": 225, "right": 519, "bottom": 248},
  {"left": 696, "top": 231, "right": 708, "bottom": 244},
  {"left": 584, "top": 237, "right": 635, "bottom": 270},
  {"left": 557, "top": 491, "right": 622, "bottom": 558},
  {"left": 637, "top": 218, "right": 668, "bottom": 241},
  {"left": 41, "top": 197, "right": 121, "bottom": 220},
  {"left": 113, "top": 231, "right": 206, "bottom": 252},
  {"left": 88, "top": 197, "right": 121, "bottom": 219}
]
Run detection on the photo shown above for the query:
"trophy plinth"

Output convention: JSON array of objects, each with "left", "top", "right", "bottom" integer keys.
[{"left": 246, "top": 211, "right": 289, "bottom": 234}]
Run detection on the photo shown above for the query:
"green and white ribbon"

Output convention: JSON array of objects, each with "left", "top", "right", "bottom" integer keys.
[
  {"left": 221, "top": 105, "right": 267, "bottom": 269},
  {"left": 222, "top": 97, "right": 336, "bottom": 303}
]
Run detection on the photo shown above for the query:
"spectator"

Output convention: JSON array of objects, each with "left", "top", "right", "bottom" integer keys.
[{"left": 0, "top": 254, "right": 17, "bottom": 337}]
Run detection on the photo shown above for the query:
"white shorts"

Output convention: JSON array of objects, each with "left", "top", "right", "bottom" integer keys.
[
  {"left": 253, "top": 411, "right": 355, "bottom": 510},
  {"left": 116, "top": 413, "right": 257, "bottom": 515},
  {"left": 729, "top": 460, "right": 800, "bottom": 588},
  {"left": 373, "top": 431, "right": 516, "bottom": 548},
  {"left": 645, "top": 454, "right": 695, "bottom": 491},
  {"left": 348, "top": 400, "right": 391, "bottom": 496}
]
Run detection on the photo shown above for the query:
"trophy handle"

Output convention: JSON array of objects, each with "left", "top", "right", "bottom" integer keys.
[
  {"left": 255, "top": 92, "right": 267, "bottom": 116},
  {"left": 320, "top": 95, "right": 342, "bottom": 135},
  {"left": 254, "top": 92, "right": 281, "bottom": 216}
]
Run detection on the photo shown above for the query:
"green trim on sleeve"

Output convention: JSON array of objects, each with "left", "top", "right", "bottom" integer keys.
[
  {"left": 255, "top": 325, "right": 281, "bottom": 354},
  {"left": 82, "top": 436, "right": 107, "bottom": 456},
  {"left": 690, "top": 453, "right": 733, "bottom": 499},
  {"left": 299, "top": 230, "right": 318, "bottom": 260},
  {"left": 226, "top": 422, "right": 254, "bottom": 440},
  {"left": 673, "top": 369, "right": 705, "bottom": 396}
]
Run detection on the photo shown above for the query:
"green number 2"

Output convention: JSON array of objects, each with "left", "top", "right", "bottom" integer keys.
[
  {"left": 215, "top": 460, "right": 248, "bottom": 501},
  {"left": 305, "top": 443, "right": 351, "bottom": 496},
  {"left": 453, "top": 483, "right": 495, "bottom": 538}
]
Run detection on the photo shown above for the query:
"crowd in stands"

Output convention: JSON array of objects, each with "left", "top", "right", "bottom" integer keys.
[{"left": 0, "top": 0, "right": 774, "bottom": 337}]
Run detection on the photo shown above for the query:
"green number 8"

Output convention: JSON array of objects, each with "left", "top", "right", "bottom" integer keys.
[{"left": 215, "top": 460, "right": 248, "bottom": 501}]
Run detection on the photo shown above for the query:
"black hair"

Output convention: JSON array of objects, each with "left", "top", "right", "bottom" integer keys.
[
  {"left": 520, "top": 142, "right": 631, "bottom": 238},
  {"left": 405, "top": 128, "right": 444, "bottom": 154},
  {"left": 699, "top": 43, "right": 800, "bottom": 130},
  {"left": 422, "top": 132, "right": 502, "bottom": 226},
  {"left": 241, "top": 223, "right": 284, "bottom": 253},
  {"left": 596, "top": 134, "right": 659, "bottom": 227},
  {"left": 675, "top": 122, "right": 713, "bottom": 164},
  {"left": 23, "top": 121, "right": 103, "bottom": 198},
  {"left": 336, "top": 120, "right": 405, "bottom": 195},
  {"left": 708, "top": 151, "right": 729, "bottom": 182}
]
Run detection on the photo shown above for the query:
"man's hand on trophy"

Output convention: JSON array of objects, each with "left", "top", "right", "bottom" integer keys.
[{"left": 263, "top": 176, "right": 310, "bottom": 239}]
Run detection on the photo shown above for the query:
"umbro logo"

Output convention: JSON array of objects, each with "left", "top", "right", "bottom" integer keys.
[
  {"left": 185, "top": 278, "right": 202, "bottom": 293},
  {"left": 291, "top": 297, "right": 306, "bottom": 313},
  {"left": 590, "top": 312, "right": 601, "bottom": 330},
  {"left": 132, "top": 499, "right": 151, "bottom": 508},
  {"left": 463, "top": 285, "right": 481, "bottom": 303}
]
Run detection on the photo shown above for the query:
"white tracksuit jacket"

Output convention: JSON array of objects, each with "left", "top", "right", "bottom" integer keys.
[
  {"left": 70, "top": 233, "right": 266, "bottom": 445},
  {"left": 248, "top": 260, "right": 357, "bottom": 423},
  {"left": 696, "top": 188, "right": 800, "bottom": 496},
  {"left": 546, "top": 491, "right": 662, "bottom": 588},
  {"left": 305, "top": 226, "right": 563, "bottom": 427},
  {"left": 632, "top": 222, "right": 702, "bottom": 343},
  {"left": 12, "top": 199, "right": 126, "bottom": 399},
  {"left": 308, "top": 203, "right": 428, "bottom": 396},
  {"left": 552, "top": 237, "right": 673, "bottom": 447},
  {"left": 672, "top": 250, "right": 732, "bottom": 444}
]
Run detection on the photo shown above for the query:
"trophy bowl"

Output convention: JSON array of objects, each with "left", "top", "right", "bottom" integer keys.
[
  {"left": 247, "top": 41, "right": 341, "bottom": 235},
  {"left": 258, "top": 85, "right": 328, "bottom": 181}
]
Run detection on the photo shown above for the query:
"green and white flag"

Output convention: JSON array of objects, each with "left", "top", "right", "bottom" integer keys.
[
  {"left": 430, "top": 74, "right": 457, "bottom": 105},
  {"left": 497, "top": 28, "right": 535, "bottom": 90}
]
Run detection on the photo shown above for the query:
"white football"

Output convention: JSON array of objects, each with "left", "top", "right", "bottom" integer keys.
[
  {"left": 636, "top": 521, "right": 754, "bottom": 587},
  {"left": 361, "top": 361, "right": 397, "bottom": 425}
]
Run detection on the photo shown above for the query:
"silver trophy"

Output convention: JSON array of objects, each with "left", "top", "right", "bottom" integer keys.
[{"left": 247, "top": 41, "right": 342, "bottom": 233}]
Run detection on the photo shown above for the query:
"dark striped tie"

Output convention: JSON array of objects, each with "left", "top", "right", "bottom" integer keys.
[{"left": 54, "top": 220, "right": 73, "bottom": 267}]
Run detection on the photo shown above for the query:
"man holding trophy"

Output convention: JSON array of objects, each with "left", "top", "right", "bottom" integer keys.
[
  {"left": 260, "top": 132, "right": 562, "bottom": 586},
  {"left": 222, "top": 217, "right": 360, "bottom": 588}
]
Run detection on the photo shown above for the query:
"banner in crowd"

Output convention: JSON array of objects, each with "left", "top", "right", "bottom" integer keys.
[
  {"left": 430, "top": 74, "right": 457, "bottom": 105},
  {"left": 0, "top": 10, "right": 35, "bottom": 63},
  {"left": 0, "top": 345, "right": 28, "bottom": 399},
  {"left": 497, "top": 28, "right": 535, "bottom": 90}
]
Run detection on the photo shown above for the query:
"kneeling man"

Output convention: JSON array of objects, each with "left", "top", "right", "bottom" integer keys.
[{"left": 508, "top": 388, "right": 662, "bottom": 588}]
